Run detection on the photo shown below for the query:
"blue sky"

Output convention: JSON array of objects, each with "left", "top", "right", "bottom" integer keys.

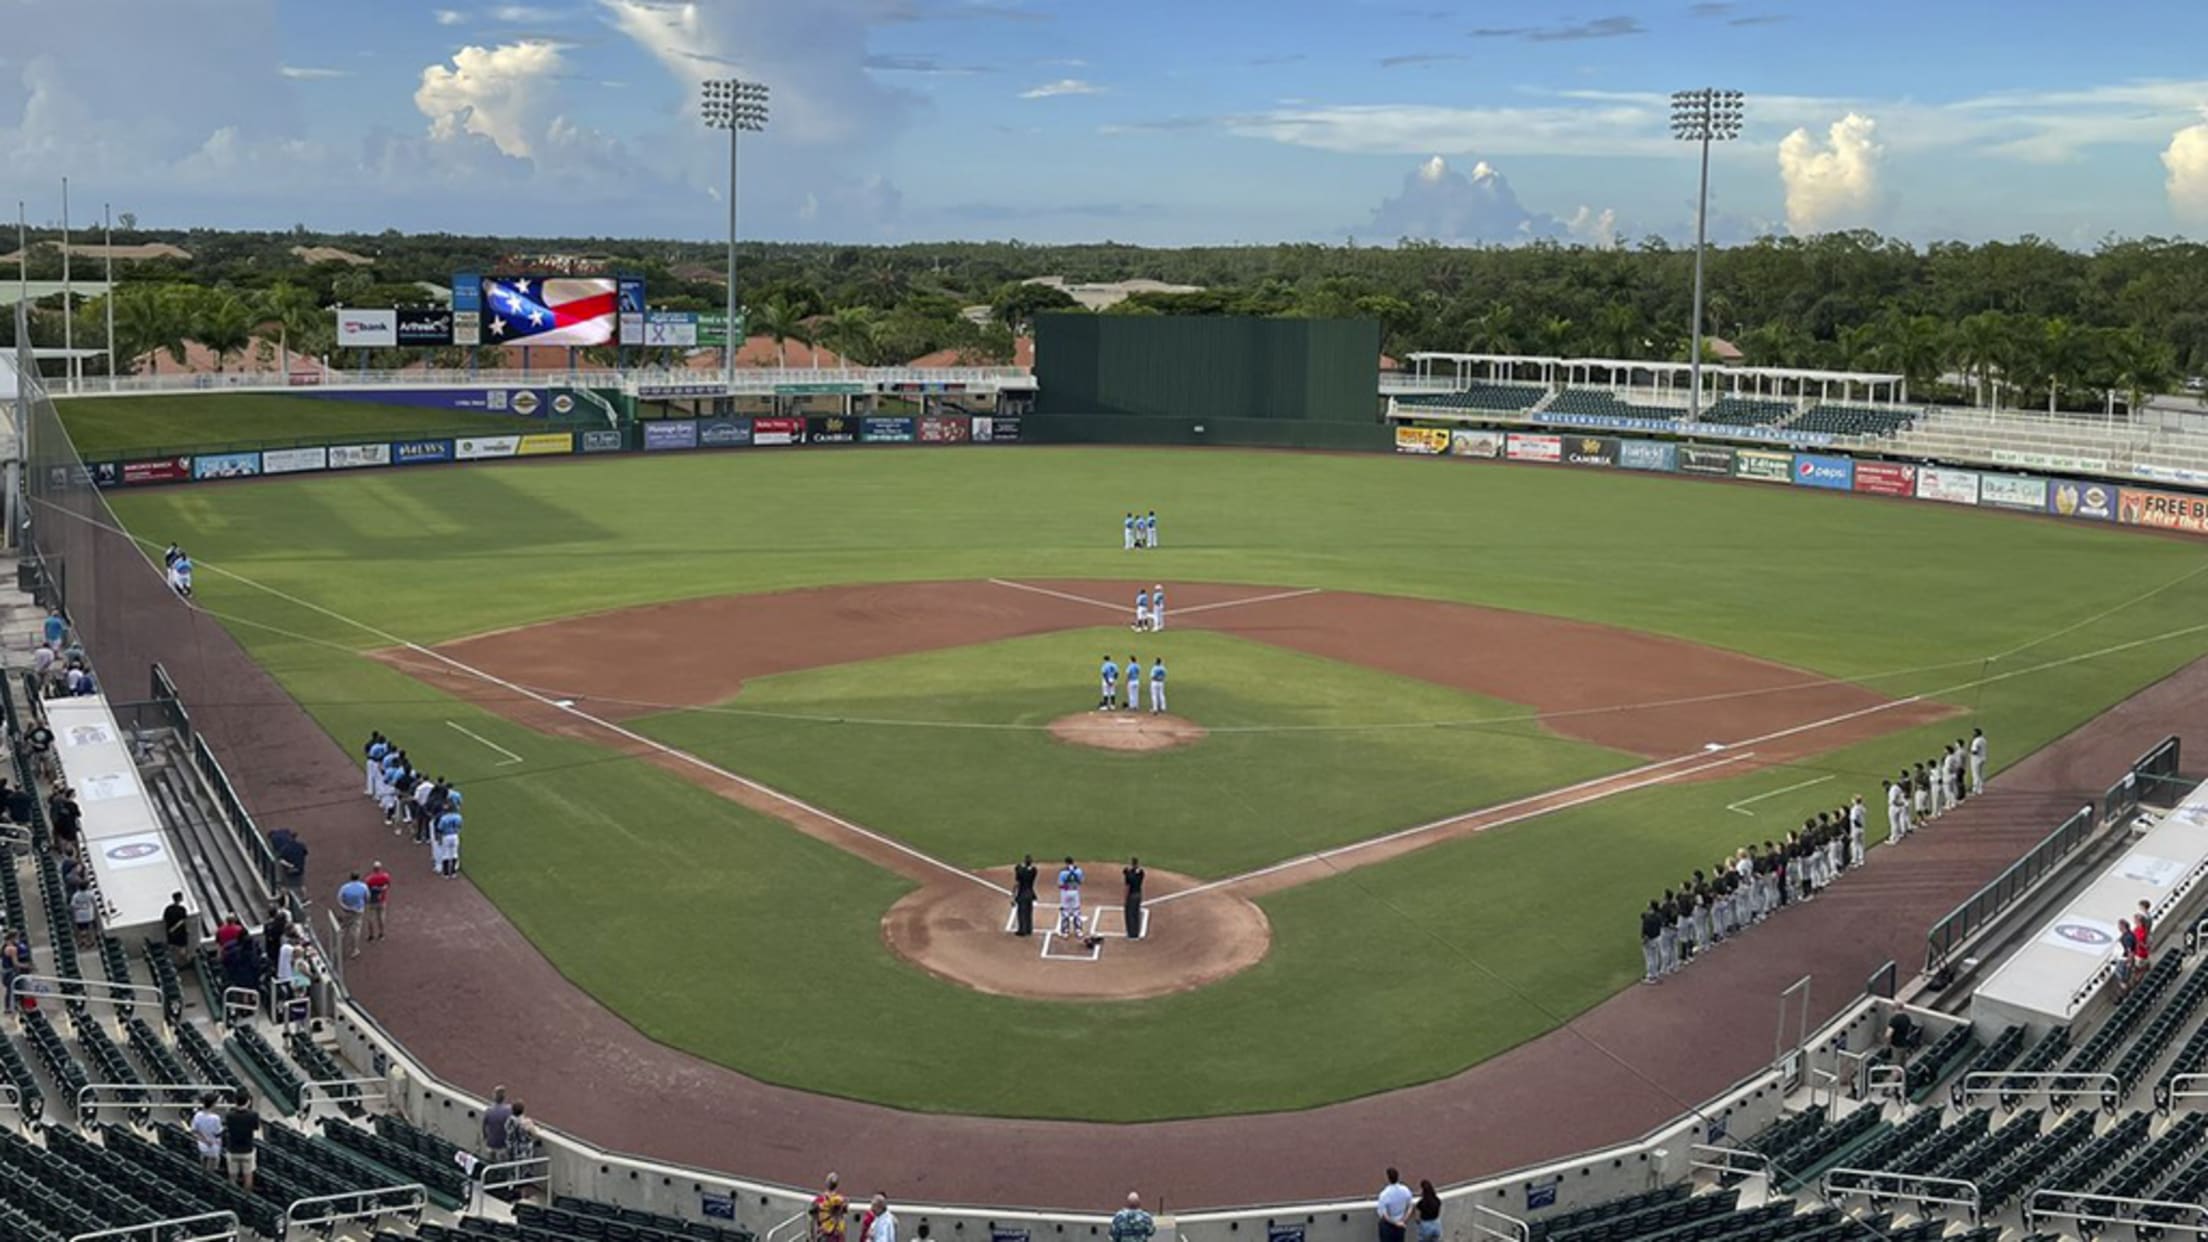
[{"left": 7, "top": 0, "right": 2208, "bottom": 248}]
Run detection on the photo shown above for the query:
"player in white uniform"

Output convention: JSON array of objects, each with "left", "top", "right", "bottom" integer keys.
[
  {"left": 1150, "top": 584, "right": 1165, "bottom": 631},
  {"left": 1134, "top": 589, "right": 1150, "bottom": 632},
  {"left": 1123, "top": 514, "right": 1136, "bottom": 550},
  {"left": 1123, "top": 655, "right": 1142, "bottom": 710},
  {"left": 1969, "top": 729, "right": 1987, "bottom": 796},
  {"left": 1148, "top": 658, "right": 1167, "bottom": 713},
  {"left": 1847, "top": 795, "right": 1867, "bottom": 869},
  {"left": 1057, "top": 859, "right": 1085, "bottom": 936},
  {"left": 1146, "top": 511, "right": 1158, "bottom": 548},
  {"left": 1098, "top": 655, "right": 1118, "bottom": 711}
]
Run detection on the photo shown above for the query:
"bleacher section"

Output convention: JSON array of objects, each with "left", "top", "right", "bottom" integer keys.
[
  {"left": 1396, "top": 384, "right": 1548, "bottom": 414},
  {"left": 1700, "top": 397, "right": 1796, "bottom": 427},
  {"left": 1547, "top": 388, "right": 1682, "bottom": 421},
  {"left": 1792, "top": 403, "right": 1922, "bottom": 438}
]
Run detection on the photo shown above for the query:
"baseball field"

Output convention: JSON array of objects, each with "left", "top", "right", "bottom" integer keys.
[{"left": 104, "top": 445, "right": 2208, "bottom": 1119}]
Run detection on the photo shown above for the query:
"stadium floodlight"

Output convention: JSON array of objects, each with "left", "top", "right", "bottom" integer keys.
[
  {"left": 1670, "top": 88, "right": 1745, "bottom": 422},
  {"left": 701, "top": 78, "right": 770, "bottom": 386}
]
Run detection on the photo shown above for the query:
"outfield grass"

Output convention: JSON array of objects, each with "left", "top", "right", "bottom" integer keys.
[
  {"left": 636, "top": 628, "right": 1634, "bottom": 877},
  {"left": 59, "top": 392, "right": 560, "bottom": 458},
  {"left": 103, "top": 447, "right": 2208, "bottom": 1117}
]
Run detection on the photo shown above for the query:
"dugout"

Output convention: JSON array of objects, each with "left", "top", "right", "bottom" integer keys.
[{"left": 1030, "top": 315, "right": 1388, "bottom": 450}]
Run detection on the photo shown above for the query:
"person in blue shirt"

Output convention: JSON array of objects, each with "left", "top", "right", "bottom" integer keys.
[
  {"left": 1148, "top": 658, "right": 1167, "bottom": 715},
  {"left": 1122, "top": 655, "right": 1141, "bottom": 711},
  {"left": 40, "top": 609, "right": 65, "bottom": 650},
  {"left": 1145, "top": 511, "right": 1158, "bottom": 548},
  {"left": 363, "top": 733, "right": 388, "bottom": 799},
  {"left": 1098, "top": 654, "right": 1118, "bottom": 711},
  {"left": 1122, "top": 513, "right": 1135, "bottom": 551},
  {"left": 1133, "top": 588, "right": 1149, "bottom": 632},
  {"left": 1056, "top": 858, "right": 1085, "bottom": 936},
  {"left": 335, "top": 873, "right": 370, "bottom": 958},
  {"left": 433, "top": 809, "right": 463, "bottom": 878},
  {"left": 169, "top": 555, "right": 195, "bottom": 598}
]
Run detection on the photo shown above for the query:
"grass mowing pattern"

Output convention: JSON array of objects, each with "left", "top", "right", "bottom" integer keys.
[{"left": 104, "top": 447, "right": 2208, "bottom": 1117}]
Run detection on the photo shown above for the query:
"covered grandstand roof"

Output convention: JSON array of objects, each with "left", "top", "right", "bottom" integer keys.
[{"left": 1406, "top": 350, "right": 1903, "bottom": 386}]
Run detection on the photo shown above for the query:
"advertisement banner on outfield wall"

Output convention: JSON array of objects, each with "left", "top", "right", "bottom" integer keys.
[
  {"left": 455, "top": 436, "right": 521, "bottom": 461},
  {"left": 2048, "top": 478, "right": 2116, "bottom": 521},
  {"left": 1618, "top": 440, "right": 1675, "bottom": 472},
  {"left": 334, "top": 308, "right": 396, "bottom": 348},
  {"left": 1450, "top": 429, "right": 1504, "bottom": 459},
  {"left": 393, "top": 440, "right": 454, "bottom": 466},
  {"left": 985, "top": 417, "right": 1021, "bottom": 442},
  {"left": 1733, "top": 449, "right": 1793, "bottom": 483},
  {"left": 752, "top": 417, "right": 802, "bottom": 446},
  {"left": 578, "top": 429, "right": 624, "bottom": 454},
  {"left": 1979, "top": 474, "right": 2050, "bottom": 512},
  {"left": 516, "top": 433, "right": 573, "bottom": 457},
  {"left": 260, "top": 447, "right": 328, "bottom": 475},
  {"left": 1562, "top": 436, "right": 1618, "bottom": 467},
  {"left": 643, "top": 420, "right": 699, "bottom": 451},
  {"left": 2118, "top": 488, "right": 2208, "bottom": 534},
  {"left": 917, "top": 415, "right": 971, "bottom": 444},
  {"left": 698, "top": 418, "right": 753, "bottom": 447},
  {"left": 192, "top": 451, "right": 261, "bottom": 480},
  {"left": 1994, "top": 447, "right": 2112, "bottom": 476},
  {"left": 1676, "top": 444, "right": 1734, "bottom": 476},
  {"left": 1791, "top": 453, "right": 1853, "bottom": 490},
  {"left": 863, "top": 416, "right": 918, "bottom": 443},
  {"left": 1505, "top": 433, "right": 1561, "bottom": 462},
  {"left": 808, "top": 414, "right": 860, "bottom": 444},
  {"left": 1394, "top": 426, "right": 1451, "bottom": 454},
  {"left": 1852, "top": 461, "right": 1916, "bottom": 496},
  {"left": 122, "top": 458, "right": 192, "bottom": 485},
  {"left": 329, "top": 444, "right": 392, "bottom": 469},
  {"left": 1917, "top": 465, "right": 1982, "bottom": 505}
]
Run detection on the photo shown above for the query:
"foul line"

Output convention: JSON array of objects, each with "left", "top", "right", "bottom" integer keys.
[
  {"left": 167, "top": 552, "right": 1010, "bottom": 898},
  {"left": 987, "top": 578, "right": 1123, "bottom": 613},
  {"left": 988, "top": 577, "right": 1323, "bottom": 619},
  {"left": 445, "top": 720, "right": 525, "bottom": 766},
  {"left": 1725, "top": 775, "right": 1833, "bottom": 817},
  {"left": 1173, "top": 586, "right": 1323, "bottom": 616},
  {"left": 1985, "top": 557, "right": 2208, "bottom": 663},
  {"left": 1153, "top": 751, "right": 1754, "bottom": 906}
]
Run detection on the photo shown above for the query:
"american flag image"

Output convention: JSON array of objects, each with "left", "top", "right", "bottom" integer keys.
[{"left": 483, "top": 277, "right": 619, "bottom": 347}]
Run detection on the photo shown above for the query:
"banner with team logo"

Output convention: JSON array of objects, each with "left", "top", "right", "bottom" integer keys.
[{"left": 2047, "top": 478, "right": 2115, "bottom": 522}]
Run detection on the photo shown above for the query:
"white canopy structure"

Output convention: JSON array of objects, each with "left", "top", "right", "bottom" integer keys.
[{"left": 1405, "top": 351, "right": 1912, "bottom": 406}]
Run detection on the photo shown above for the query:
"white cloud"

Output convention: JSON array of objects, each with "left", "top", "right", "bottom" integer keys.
[
  {"left": 1230, "top": 102, "right": 1667, "bottom": 158},
  {"left": 279, "top": 65, "right": 352, "bottom": 80},
  {"left": 1777, "top": 112, "right": 1884, "bottom": 234},
  {"left": 1364, "top": 155, "right": 1600, "bottom": 245},
  {"left": 1563, "top": 204, "right": 1620, "bottom": 248},
  {"left": 1021, "top": 78, "right": 1102, "bottom": 99},
  {"left": 433, "top": 8, "right": 465, "bottom": 23},
  {"left": 2163, "top": 112, "right": 2208, "bottom": 224},
  {"left": 492, "top": 4, "right": 569, "bottom": 20},
  {"left": 414, "top": 40, "right": 565, "bottom": 158}
]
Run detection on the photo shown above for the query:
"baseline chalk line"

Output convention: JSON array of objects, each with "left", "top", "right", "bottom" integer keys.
[{"left": 446, "top": 720, "right": 526, "bottom": 766}]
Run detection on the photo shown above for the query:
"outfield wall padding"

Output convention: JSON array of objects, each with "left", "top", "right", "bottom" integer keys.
[
  {"left": 1022, "top": 413, "right": 1393, "bottom": 452},
  {"left": 1035, "top": 315, "right": 1380, "bottom": 424}
]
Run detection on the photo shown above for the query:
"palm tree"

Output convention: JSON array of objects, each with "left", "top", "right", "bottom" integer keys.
[
  {"left": 820, "top": 307, "right": 880, "bottom": 368},
  {"left": 193, "top": 291, "right": 254, "bottom": 372},
  {"left": 2036, "top": 316, "right": 2085, "bottom": 414},
  {"left": 255, "top": 280, "right": 320, "bottom": 375},
  {"left": 749, "top": 297, "right": 805, "bottom": 368},
  {"left": 111, "top": 284, "right": 188, "bottom": 373},
  {"left": 1877, "top": 312, "right": 1948, "bottom": 398},
  {"left": 1591, "top": 302, "right": 1644, "bottom": 357},
  {"left": 1534, "top": 315, "right": 1576, "bottom": 357},
  {"left": 2109, "top": 328, "right": 2178, "bottom": 418},
  {"left": 1950, "top": 311, "right": 2009, "bottom": 409},
  {"left": 1464, "top": 303, "right": 1519, "bottom": 355}
]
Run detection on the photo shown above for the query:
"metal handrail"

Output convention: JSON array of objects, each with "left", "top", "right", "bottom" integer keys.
[
  {"left": 1957, "top": 1069, "right": 2121, "bottom": 1112},
  {"left": 469, "top": 1154, "right": 552, "bottom": 1212},
  {"left": 1926, "top": 803, "right": 2097, "bottom": 973},
  {"left": 8, "top": 973, "right": 165, "bottom": 1013},
  {"left": 762, "top": 1209, "right": 812, "bottom": 1242},
  {"left": 295, "top": 1074, "right": 390, "bottom": 1116},
  {"left": 2026, "top": 1188, "right": 2208, "bottom": 1236},
  {"left": 74, "top": 1081, "right": 235, "bottom": 1119},
  {"left": 0, "top": 1081, "right": 19, "bottom": 1116},
  {"left": 1822, "top": 1168, "right": 1981, "bottom": 1227},
  {"left": 2163, "top": 1072, "right": 2208, "bottom": 1111},
  {"left": 220, "top": 986, "right": 260, "bottom": 1025},
  {"left": 1467, "top": 1203, "right": 1529, "bottom": 1242},
  {"left": 276, "top": 1183, "right": 427, "bottom": 1236},
  {"left": 69, "top": 1210, "right": 239, "bottom": 1242},
  {"left": 1863, "top": 1064, "right": 1907, "bottom": 1102},
  {"left": 1689, "top": 1143, "right": 1772, "bottom": 1182}
]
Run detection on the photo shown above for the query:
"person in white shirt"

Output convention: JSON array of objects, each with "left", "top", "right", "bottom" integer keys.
[
  {"left": 1376, "top": 1169, "right": 1413, "bottom": 1242},
  {"left": 1969, "top": 729, "right": 1987, "bottom": 797},
  {"left": 866, "top": 1195, "right": 897, "bottom": 1242},
  {"left": 189, "top": 1094, "right": 225, "bottom": 1173},
  {"left": 1847, "top": 796, "right": 1867, "bottom": 869}
]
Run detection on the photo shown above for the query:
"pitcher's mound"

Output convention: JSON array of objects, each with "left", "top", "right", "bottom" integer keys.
[{"left": 1049, "top": 711, "right": 1206, "bottom": 752}]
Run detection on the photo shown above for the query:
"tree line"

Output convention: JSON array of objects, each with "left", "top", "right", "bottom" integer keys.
[{"left": 5, "top": 224, "right": 2208, "bottom": 408}]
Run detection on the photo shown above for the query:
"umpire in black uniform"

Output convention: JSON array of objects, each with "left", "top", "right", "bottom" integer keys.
[
  {"left": 1122, "top": 857, "right": 1146, "bottom": 939},
  {"left": 1012, "top": 855, "right": 1039, "bottom": 936}
]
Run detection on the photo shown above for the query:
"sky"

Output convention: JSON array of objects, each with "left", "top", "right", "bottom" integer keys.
[{"left": 8, "top": 0, "right": 2208, "bottom": 250}]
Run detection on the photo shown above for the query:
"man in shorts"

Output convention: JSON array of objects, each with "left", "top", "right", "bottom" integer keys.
[{"left": 224, "top": 1091, "right": 261, "bottom": 1192}]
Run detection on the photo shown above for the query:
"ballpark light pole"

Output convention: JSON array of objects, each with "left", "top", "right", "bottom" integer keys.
[
  {"left": 1671, "top": 88, "right": 1743, "bottom": 422},
  {"left": 702, "top": 78, "right": 768, "bottom": 388}
]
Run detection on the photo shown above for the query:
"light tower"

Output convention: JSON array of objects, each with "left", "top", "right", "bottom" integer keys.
[
  {"left": 701, "top": 78, "right": 770, "bottom": 386},
  {"left": 1670, "top": 88, "right": 1744, "bottom": 421}
]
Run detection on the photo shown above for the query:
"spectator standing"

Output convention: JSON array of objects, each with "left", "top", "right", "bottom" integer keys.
[
  {"left": 270, "top": 829, "right": 308, "bottom": 900},
  {"left": 865, "top": 1195, "right": 897, "bottom": 1242},
  {"left": 188, "top": 1093, "right": 225, "bottom": 1173},
  {"left": 335, "top": 874, "right": 369, "bottom": 958},
  {"left": 809, "top": 1173, "right": 849, "bottom": 1242},
  {"left": 223, "top": 1091, "right": 260, "bottom": 1192},
  {"left": 48, "top": 784, "right": 81, "bottom": 857},
  {"left": 1414, "top": 1181, "right": 1442, "bottom": 1242},
  {"left": 2134, "top": 913, "right": 2153, "bottom": 974},
  {"left": 41, "top": 608, "right": 65, "bottom": 651},
  {"left": 1, "top": 928, "right": 27, "bottom": 1010},
  {"left": 215, "top": 914, "right": 245, "bottom": 952},
  {"left": 70, "top": 883, "right": 98, "bottom": 949},
  {"left": 2118, "top": 921, "right": 2140, "bottom": 992},
  {"left": 162, "top": 893, "right": 193, "bottom": 969},
  {"left": 1376, "top": 1168, "right": 1413, "bottom": 1242},
  {"left": 1110, "top": 1193, "right": 1156, "bottom": 1242},
  {"left": 365, "top": 862, "right": 392, "bottom": 941},
  {"left": 483, "top": 1086, "right": 514, "bottom": 1162}
]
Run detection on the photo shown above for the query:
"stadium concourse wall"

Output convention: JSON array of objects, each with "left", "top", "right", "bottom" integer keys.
[{"left": 1395, "top": 425, "right": 2208, "bottom": 538}]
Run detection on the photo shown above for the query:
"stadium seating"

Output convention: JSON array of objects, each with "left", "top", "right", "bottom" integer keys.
[
  {"left": 321, "top": 1116, "right": 472, "bottom": 1203},
  {"left": 228, "top": 1024, "right": 307, "bottom": 1114},
  {"left": 0, "top": 1021, "right": 45, "bottom": 1121},
  {"left": 1699, "top": 397, "right": 1795, "bottom": 428},
  {"left": 1905, "top": 1023, "right": 1981, "bottom": 1100},
  {"left": 140, "top": 938, "right": 184, "bottom": 1019},
  {"left": 1791, "top": 403, "right": 1923, "bottom": 438},
  {"left": 1546, "top": 389, "right": 1680, "bottom": 421},
  {"left": 1975, "top": 1112, "right": 2092, "bottom": 1211},
  {"left": 1525, "top": 1185, "right": 1690, "bottom": 1241},
  {"left": 1397, "top": 384, "right": 1548, "bottom": 414},
  {"left": 173, "top": 1017, "right": 246, "bottom": 1095},
  {"left": 71, "top": 1014, "right": 147, "bottom": 1121},
  {"left": 1542, "top": 1189, "right": 1736, "bottom": 1242}
]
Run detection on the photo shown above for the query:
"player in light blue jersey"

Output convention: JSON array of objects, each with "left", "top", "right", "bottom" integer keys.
[
  {"left": 1123, "top": 513, "right": 1135, "bottom": 550},
  {"left": 1148, "top": 658, "right": 1167, "bottom": 714},
  {"left": 1098, "top": 654, "right": 1118, "bottom": 710},
  {"left": 1133, "top": 589, "right": 1149, "bottom": 631},
  {"left": 1123, "top": 656, "right": 1142, "bottom": 710}
]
